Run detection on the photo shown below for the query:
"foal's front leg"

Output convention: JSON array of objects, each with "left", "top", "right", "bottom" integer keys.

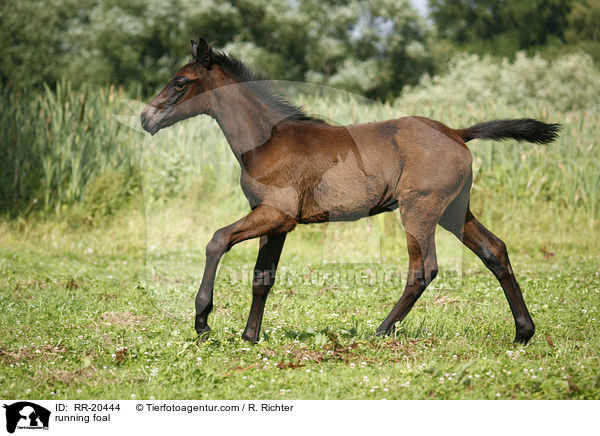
[
  {"left": 194, "top": 205, "right": 296, "bottom": 338},
  {"left": 241, "top": 234, "right": 287, "bottom": 343}
]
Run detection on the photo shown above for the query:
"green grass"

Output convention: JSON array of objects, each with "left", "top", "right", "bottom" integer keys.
[{"left": 0, "top": 209, "right": 598, "bottom": 400}]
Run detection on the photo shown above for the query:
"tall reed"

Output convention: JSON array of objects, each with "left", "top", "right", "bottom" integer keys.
[
  {"left": 0, "top": 81, "right": 139, "bottom": 215},
  {"left": 0, "top": 83, "right": 597, "bottom": 232}
]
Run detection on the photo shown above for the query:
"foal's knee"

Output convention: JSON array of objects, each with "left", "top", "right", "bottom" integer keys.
[
  {"left": 206, "top": 229, "right": 229, "bottom": 258},
  {"left": 252, "top": 269, "right": 275, "bottom": 297}
]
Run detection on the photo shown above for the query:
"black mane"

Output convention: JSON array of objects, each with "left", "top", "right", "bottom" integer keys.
[{"left": 212, "top": 51, "right": 324, "bottom": 123}]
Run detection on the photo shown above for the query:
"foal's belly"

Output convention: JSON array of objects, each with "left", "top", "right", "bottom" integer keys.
[
  {"left": 240, "top": 152, "right": 398, "bottom": 223},
  {"left": 301, "top": 169, "right": 396, "bottom": 223},
  {"left": 310, "top": 182, "right": 378, "bottom": 221}
]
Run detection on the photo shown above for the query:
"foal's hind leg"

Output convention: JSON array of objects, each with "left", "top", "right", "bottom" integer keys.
[
  {"left": 376, "top": 194, "right": 441, "bottom": 336},
  {"left": 440, "top": 203, "right": 535, "bottom": 343}
]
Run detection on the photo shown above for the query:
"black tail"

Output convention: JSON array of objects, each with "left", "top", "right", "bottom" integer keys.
[{"left": 460, "top": 119, "right": 560, "bottom": 144}]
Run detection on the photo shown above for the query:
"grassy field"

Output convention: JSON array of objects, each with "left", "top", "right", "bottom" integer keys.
[
  {"left": 0, "top": 199, "right": 598, "bottom": 400},
  {"left": 0, "top": 215, "right": 600, "bottom": 399},
  {"left": 0, "top": 85, "right": 599, "bottom": 399}
]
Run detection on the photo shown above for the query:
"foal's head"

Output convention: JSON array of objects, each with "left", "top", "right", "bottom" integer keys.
[{"left": 141, "top": 38, "right": 226, "bottom": 135}]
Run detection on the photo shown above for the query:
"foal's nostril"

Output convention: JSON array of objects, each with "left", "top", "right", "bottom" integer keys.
[{"left": 140, "top": 112, "right": 148, "bottom": 128}]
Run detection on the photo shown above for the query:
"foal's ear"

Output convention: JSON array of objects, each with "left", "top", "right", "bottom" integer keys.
[
  {"left": 190, "top": 40, "right": 198, "bottom": 60},
  {"left": 194, "top": 37, "right": 213, "bottom": 68}
]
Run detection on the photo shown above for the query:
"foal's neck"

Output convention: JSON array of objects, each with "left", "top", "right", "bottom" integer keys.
[{"left": 209, "top": 82, "right": 288, "bottom": 163}]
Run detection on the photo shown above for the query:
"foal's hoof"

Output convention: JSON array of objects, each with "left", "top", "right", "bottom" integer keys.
[
  {"left": 196, "top": 325, "right": 212, "bottom": 341},
  {"left": 374, "top": 327, "right": 391, "bottom": 338},
  {"left": 241, "top": 331, "right": 259, "bottom": 344},
  {"left": 514, "top": 325, "right": 535, "bottom": 344},
  {"left": 513, "top": 333, "right": 533, "bottom": 345}
]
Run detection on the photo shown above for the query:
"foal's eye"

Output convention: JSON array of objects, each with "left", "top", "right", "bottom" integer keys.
[{"left": 174, "top": 82, "right": 186, "bottom": 91}]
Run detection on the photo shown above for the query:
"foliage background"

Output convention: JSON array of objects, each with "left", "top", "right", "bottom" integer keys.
[
  {"left": 1, "top": 0, "right": 599, "bottom": 217},
  {"left": 1, "top": 0, "right": 599, "bottom": 98}
]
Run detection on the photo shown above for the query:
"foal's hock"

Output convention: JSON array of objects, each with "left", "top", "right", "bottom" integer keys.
[{"left": 141, "top": 38, "right": 560, "bottom": 344}]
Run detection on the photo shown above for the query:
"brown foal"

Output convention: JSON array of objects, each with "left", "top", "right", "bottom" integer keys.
[{"left": 141, "top": 38, "right": 560, "bottom": 344}]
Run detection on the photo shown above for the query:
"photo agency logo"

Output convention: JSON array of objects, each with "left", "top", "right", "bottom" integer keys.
[{"left": 2, "top": 402, "right": 50, "bottom": 433}]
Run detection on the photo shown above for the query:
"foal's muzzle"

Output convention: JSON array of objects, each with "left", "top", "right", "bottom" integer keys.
[
  {"left": 140, "top": 112, "right": 148, "bottom": 130},
  {"left": 140, "top": 106, "right": 163, "bottom": 135}
]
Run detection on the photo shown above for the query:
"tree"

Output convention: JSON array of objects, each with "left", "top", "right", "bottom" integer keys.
[
  {"left": 0, "top": 0, "right": 86, "bottom": 87},
  {"left": 567, "top": 0, "right": 600, "bottom": 42},
  {"left": 565, "top": 0, "right": 600, "bottom": 60},
  {"left": 428, "top": 0, "right": 571, "bottom": 56},
  {"left": 299, "top": 0, "right": 433, "bottom": 98},
  {"left": 0, "top": 0, "right": 433, "bottom": 98}
]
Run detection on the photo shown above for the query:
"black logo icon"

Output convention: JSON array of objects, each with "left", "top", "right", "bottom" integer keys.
[{"left": 3, "top": 402, "right": 50, "bottom": 433}]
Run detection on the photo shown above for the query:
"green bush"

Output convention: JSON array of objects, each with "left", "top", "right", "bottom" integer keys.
[
  {"left": 400, "top": 52, "right": 600, "bottom": 112},
  {"left": 83, "top": 168, "right": 139, "bottom": 217}
]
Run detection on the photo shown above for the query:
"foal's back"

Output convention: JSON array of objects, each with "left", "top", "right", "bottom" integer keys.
[{"left": 240, "top": 116, "right": 473, "bottom": 224}]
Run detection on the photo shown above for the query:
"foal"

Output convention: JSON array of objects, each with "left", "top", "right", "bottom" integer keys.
[{"left": 141, "top": 38, "right": 560, "bottom": 344}]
